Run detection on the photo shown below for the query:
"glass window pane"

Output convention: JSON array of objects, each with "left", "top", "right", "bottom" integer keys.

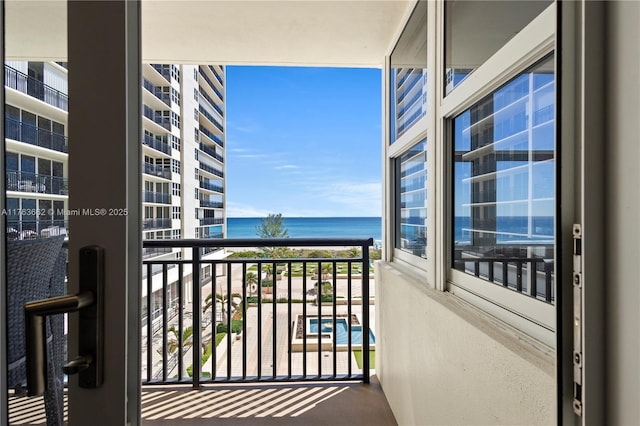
[
  {"left": 396, "top": 138, "right": 427, "bottom": 258},
  {"left": 452, "top": 55, "right": 555, "bottom": 302},
  {"left": 444, "top": 0, "right": 552, "bottom": 95},
  {"left": 390, "top": 1, "right": 427, "bottom": 142}
]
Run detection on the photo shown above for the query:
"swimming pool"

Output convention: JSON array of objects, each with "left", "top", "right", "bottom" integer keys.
[{"left": 309, "top": 318, "right": 375, "bottom": 345}]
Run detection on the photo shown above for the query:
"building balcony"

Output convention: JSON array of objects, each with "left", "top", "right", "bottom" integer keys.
[
  {"left": 5, "top": 117, "right": 68, "bottom": 153},
  {"left": 4, "top": 65, "right": 69, "bottom": 111},
  {"left": 142, "top": 246, "right": 173, "bottom": 259},
  {"left": 199, "top": 180, "right": 224, "bottom": 193},
  {"left": 199, "top": 125, "right": 224, "bottom": 147},
  {"left": 6, "top": 171, "right": 68, "bottom": 196},
  {"left": 140, "top": 237, "right": 375, "bottom": 387},
  {"left": 198, "top": 143, "right": 224, "bottom": 163},
  {"left": 143, "top": 163, "right": 172, "bottom": 179},
  {"left": 143, "top": 105, "right": 172, "bottom": 131},
  {"left": 199, "top": 105, "right": 224, "bottom": 132},
  {"left": 199, "top": 87, "right": 224, "bottom": 117},
  {"left": 8, "top": 237, "right": 393, "bottom": 424},
  {"left": 143, "top": 190, "right": 171, "bottom": 204},
  {"left": 199, "top": 217, "right": 224, "bottom": 226},
  {"left": 142, "top": 218, "right": 172, "bottom": 230},
  {"left": 198, "top": 162, "right": 224, "bottom": 178},
  {"left": 150, "top": 64, "right": 172, "bottom": 83},
  {"left": 200, "top": 200, "right": 224, "bottom": 209},
  {"left": 198, "top": 66, "right": 224, "bottom": 101},
  {"left": 143, "top": 78, "right": 171, "bottom": 106},
  {"left": 5, "top": 220, "right": 68, "bottom": 240},
  {"left": 142, "top": 133, "right": 171, "bottom": 155},
  {"left": 208, "top": 65, "right": 224, "bottom": 85}
]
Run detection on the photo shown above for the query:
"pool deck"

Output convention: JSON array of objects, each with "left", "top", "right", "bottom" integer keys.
[{"left": 204, "top": 302, "right": 375, "bottom": 379}]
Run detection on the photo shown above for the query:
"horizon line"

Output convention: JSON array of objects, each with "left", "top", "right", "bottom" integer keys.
[{"left": 227, "top": 216, "right": 382, "bottom": 219}]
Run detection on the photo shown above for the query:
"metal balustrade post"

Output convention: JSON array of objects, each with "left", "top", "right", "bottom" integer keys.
[
  {"left": 178, "top": 263, "right": 184, "bottom": 381},
  {"left": 161, "top": 264, "right": 168, "bottom": 381},
  {"left": 146, "top": 263, "right": 152, "bottom": 382},
  {"left": 227, "top": 262, "right": 233, "bottom": 380},
  {"left": 192, "top": 246, "right": 202, "bottom": 389},
  {"left": 362, "top": 243, "right": 370, "bottom": 384}
]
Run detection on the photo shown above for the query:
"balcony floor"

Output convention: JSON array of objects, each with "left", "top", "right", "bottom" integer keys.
[{"left": 9, "top": 376, "right": 396, "bottom": 425}]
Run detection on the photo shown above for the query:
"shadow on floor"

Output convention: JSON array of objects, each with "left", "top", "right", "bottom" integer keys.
[{"left": 141, "top": 376, "right": 397, "bottom": 426}]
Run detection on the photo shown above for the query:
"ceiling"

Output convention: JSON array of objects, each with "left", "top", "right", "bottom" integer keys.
[{"left": 5, "top": 0, "right": 413, "bottom": 68}]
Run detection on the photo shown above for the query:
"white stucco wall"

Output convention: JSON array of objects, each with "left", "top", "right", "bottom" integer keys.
[{"left": 375, "top": 262, "right": 555, "bottom": 425}]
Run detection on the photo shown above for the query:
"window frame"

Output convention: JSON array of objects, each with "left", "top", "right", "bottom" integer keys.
[
  {"left": 385, "top": 0, "right": 437, "bottom": 285},
  {"left": 384, "top": 0, "right": 557, "bottom": 345},
  {"left": 441, "top": 3, "right": 556, "bottom": 345}
]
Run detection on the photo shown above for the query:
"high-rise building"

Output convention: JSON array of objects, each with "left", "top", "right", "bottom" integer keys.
[{"left": 4, "top": 61, "right": 227, "bottom": 322}]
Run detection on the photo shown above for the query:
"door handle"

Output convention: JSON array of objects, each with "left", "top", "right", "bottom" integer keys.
[{"left": 24, "top": 246, "right": 104, "bottom": 396}]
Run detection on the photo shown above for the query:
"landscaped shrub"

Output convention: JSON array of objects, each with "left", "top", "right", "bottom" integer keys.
[
  {"left": 247, "top": 296, "right": 280, "bottom": 304},
  {"left": 216, "top": 320, "right": 242, "bottom": 334},
  {"left": 261, "top": 280, "right": 273, "bottom": 287},
  {"left": 227, "top": 250, "right": 261, "bottom": 259},
  {"left": 186, "top": 332, "right": 226, "bottom": 377}
]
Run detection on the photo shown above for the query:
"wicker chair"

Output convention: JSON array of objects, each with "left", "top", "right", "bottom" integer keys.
[{"left": 7, "top": 236, "right": 66, "bottom": 425}]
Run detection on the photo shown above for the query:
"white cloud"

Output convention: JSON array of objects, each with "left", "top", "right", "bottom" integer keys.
[
  {"left": 225, "top": 202, "right": 270, "bottom": 218},
  {"left": 274, "top": 164, "right": 300, "bottom": 170},
  {"left": 320, "top": 181, "right": 382, "bottom": 216}
]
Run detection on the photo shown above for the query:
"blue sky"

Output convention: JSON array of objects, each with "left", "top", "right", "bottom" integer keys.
[{"left": 225, "top": 66, "right": 382, "bottom": 218}]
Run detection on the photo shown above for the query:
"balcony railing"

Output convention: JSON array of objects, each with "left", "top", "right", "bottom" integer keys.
[
  {"left": 4, "top": 65, "right": 69, "bottom": 111},
  {"left": 200, "top": 200, "right": 223, "bottom": 209},
  {"left": 143, "top": 190, "right": 171, "bottom": 204},
  {"left": 199, "top": 106, "right": 224, "bottom": 132},
  {"left": 199, "top": 162, "right": 224, "bottom": 178},
  {"left": 199, "top": 88, "right": 224, "bottom": 117},
  {"left": 208, "top": 65, "right": 224, "bottom": 85},
  {"left": 199, "top": 125, "right": 224, "bottom": 147},
  {"left": 142, "top": 133, "right": 171, "bottom": 155},
  {"left": 5, "top": 117, "right": 68, "bottom": 153},
  {"left": 199, "top": 67, "right": 224, "bottom": 101},
  {"left": 151, "top": 64, "right": 172, "bottom": 83},
  {"left": 199, "top": 217, "right": 224, "bottom": 226},
  {"left": 143, "top": 246, "right": 173, "bottom": 259},
  {"left": 143, "top": 163, "right": 172, "bottom": 179},
  {"left": 143, "top": 78, "right": 171, "bottom": 106},
  {"left": 453, "top": 246, "right": 555, "bottom": 303},
  {"left": 143, "top": 105, "right": 171, "bottom": 131},
  {"left": 199, "top": 180, "right": 224, "bottom": 193},
  {"left": 6, "top": 220, "right": 68, "bottom": 240},
  {"left": 141, "top": 238, "right": 373, "bottom": 386},
  {"left": 143, "top": 218, "right": 172, "bottom": 230},
  {"left": 6, "top": 171, "right": 68, "bottom": 195},
  {"left": 199, "top": 143, "right": 224, "bottom": 163}
]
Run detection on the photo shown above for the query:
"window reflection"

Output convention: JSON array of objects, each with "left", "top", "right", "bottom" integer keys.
[
  {"left": 390, "top": 1, "right": 427, "bottom": 142},
  {"left": 444, "top": 0, "right": 551, "bottom": 95},
  {"left": 452, "top": 55, "right": 555, "bottom": 301},
  {"left": 396, "top": 139, "right": 427, "bottom": 258}
]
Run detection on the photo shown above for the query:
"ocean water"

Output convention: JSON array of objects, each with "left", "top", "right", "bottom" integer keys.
[
  {"left": 227, "top": 217, "right": 382, "bottom": 242},
  {"left": 227, "top": 216, "right": 553, "bottom": 245}
]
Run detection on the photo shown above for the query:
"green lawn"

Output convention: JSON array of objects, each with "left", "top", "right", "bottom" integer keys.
[{"left": 352, "top": 350, "right": 376, "bottom": 369}]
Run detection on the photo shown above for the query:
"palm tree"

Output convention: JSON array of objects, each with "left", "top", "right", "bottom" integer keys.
[
  {"left": 203, "top": 293, "right": 239, "bottom": 324},
  {"left": 166, "top": 325, "right": 194, "bottom": 378},
  {"left": 321, "top": 263, "right": 333, "bottom": 281},
  {"left": 245, "top": 271, "right": 258, "bottom": 296},
  {"left": 167, "top": 325, "right": 193, "bottom": 354},
  {"left": 262, "top": 263, "right": 274, "bottom": 282}
]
